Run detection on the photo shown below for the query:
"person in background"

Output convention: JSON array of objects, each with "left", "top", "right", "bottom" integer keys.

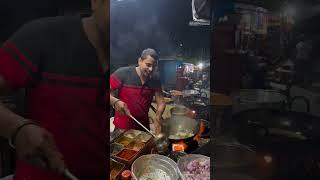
[
  {"left": 0, "top": 0, "right": 109, "bottom": 179},
  {"left": 110, "top": 48, "right": 166, "bottom": 134}
]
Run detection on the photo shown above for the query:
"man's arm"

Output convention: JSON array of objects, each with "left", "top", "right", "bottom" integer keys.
[
  {"left": 0, "top": 76, "right": 26, "bottom": 139},
  {"left": 154, "top": 91, "right": 166, "bottom": 134},
  {"left": 0, "top": 19, "right": 66, "bottom": 174},
  {"left": 110, "top": 86, "right": 130, "bottom": 116},
  {"left": 0, "top": 75, "right": 65, "bottom": 173},
  {"left": 110, "top": 67, "right": 132, "bottom": 116}
]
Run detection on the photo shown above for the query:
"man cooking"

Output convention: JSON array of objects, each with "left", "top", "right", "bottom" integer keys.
[
  {"left": 0, "top": 0, "right": 109, "bottom": 179},
  {"left": 110, "top": 48, "right": 166, "bottom": 134}
]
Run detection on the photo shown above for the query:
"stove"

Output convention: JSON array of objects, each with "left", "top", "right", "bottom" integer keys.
[
  {"left": 170, "top": 139, "right": 199, "bottom": 153},
  {"left": 169, "top": 120, "right": 209, "bottom": 154}
]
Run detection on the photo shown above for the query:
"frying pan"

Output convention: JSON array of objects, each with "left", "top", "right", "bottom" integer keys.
[
  {"left": 232, "top": 108, "right": 320, "bottom": 146},
  {"left": 164, "top": 114, "right": 200, "bottom": 142}
]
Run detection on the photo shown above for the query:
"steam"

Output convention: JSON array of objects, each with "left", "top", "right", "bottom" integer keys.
[{"left": 110, "top": 0, "right": 180, "bottom": 68}]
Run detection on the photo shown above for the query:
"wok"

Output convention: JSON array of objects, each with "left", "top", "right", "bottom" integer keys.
[
  {"left": 166, "top": 115, "right": 200, "bottom": 141},
  {"left": 170, "top": 105, "right": 190, "bottom": 116},
  {"left": 232, "top": 108, "right": 320, "bottom": 146},
  {"left": 232, "top": 108, "right": 320, "bottom": 180},
  {"left": 161, "top": 106, "right": 200, "bottom": 142}
]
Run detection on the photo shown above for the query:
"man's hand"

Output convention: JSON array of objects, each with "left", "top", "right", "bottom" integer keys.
[
  {"left": 154, "top": 116, "right": 162, "bottom": 135},
  {"left": 14, "top": 124, "right": 65, "bottom": 174},
  {"left": 114, "top": 100, "right": 131, "bottom": 116},
  {"left": 170, "top": 90, "right": 183, "bottom": 97}
]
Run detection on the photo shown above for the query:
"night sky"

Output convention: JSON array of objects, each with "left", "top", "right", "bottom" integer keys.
[{"left": 110, "top": 0, "right": 211, "bottom": 69}]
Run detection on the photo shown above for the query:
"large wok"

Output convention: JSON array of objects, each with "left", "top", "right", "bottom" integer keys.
[
  {"left": 232, "top": 108, "right": 320, "bottom": 146},
  {"left": 161, "top": 105, "right": 200, "bottom": 142},
  {"left": 232, "top": 108, "right": 320, "bottom": 180}
]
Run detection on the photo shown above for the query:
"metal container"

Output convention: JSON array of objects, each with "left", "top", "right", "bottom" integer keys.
[
  {"left": 135, "top": 133, "right": 152, "bottom": 143},
  {"left": 123, "top": 129, "right": 141, "bottom": 139},
  {"left": 166, "top": 115, "right": 199, "bottom": 141},
  {"left": 110, "top": 159, "right": 125, "bottom": 180},
  {"left": 111, "top": 143, "right": 124, "bottom": 156},
  {"left": 115, "top": 136, "right": 133, "bottom": 146},
  {"left": 111, "top": 130, "right": 154, "bottom": 166},
  {"left": 170, "top": 105, "right": 190, "bottom": 116},
  {"left": 232, "top": 89, "right": 287, "bottom": 113},
  {"left": 161, "top": 105, "right": 199, "bottom": 141},
  {"left": 131, "top": 154, "right": 182, "bottom": 180},
  {"left": 177, "top": 154, "right": 210, "bottom": 180}
]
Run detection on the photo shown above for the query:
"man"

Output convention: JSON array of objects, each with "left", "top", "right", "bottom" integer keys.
[
  {"left": 0, "top": 0, "right": 109, "bottom": 179},
  {"left": 110, "top": 48, "right": 166, "bottom": 134}
]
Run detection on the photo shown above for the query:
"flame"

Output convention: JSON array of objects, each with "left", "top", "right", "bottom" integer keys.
[
  {"left": 172, "top": 121, "right": 206, "bottom": 152},
  {"left": 172, "top": 140, "right": 188, "bottom": 152}
]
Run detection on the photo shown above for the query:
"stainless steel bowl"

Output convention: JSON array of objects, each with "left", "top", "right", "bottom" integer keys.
[
  {"left": 177, "top": 154, "right": 210, "bottom": 179},
  {"left": 131, "top": 154, "right": 181, "bottom": 180}
]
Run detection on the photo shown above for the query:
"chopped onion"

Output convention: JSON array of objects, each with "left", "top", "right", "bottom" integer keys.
[{"left": 183, "top": 158, "right": 210, "bottom": 180}]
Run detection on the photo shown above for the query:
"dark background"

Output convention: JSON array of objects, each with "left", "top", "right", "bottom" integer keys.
[
  {"left": 0, "top": 0, "right": 90, "bottom": 42},
  {"left": 110, "top": 0, "right": 210, "bottom": 71}
]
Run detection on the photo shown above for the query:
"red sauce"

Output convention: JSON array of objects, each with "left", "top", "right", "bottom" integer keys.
[{"left": 116, "top": 149, "right": 137, "bottom": 161}]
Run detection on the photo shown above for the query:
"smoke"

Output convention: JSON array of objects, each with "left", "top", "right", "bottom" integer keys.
[{"left": 110, "top": 0, "right": 180, "bottom": 68}]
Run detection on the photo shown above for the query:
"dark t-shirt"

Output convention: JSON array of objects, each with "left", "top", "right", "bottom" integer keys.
[
  {"left": 0, "top": 15, "right": 108, "bottom": 179},
  {"left": 110, "top": 66, "right": 161, "bottom": 130}
]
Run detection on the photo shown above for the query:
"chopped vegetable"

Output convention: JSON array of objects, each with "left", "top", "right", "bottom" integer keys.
[
  {"left": 169, "top": 132, "right": 194, "bottom": 139},
  {"left": 183, "top": 158, "right": 210, "bottom": 180}
]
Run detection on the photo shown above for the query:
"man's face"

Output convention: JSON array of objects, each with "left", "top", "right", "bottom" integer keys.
[
  {"left": 138, "top": 55, "right": 157, "bottom": 78},
  {"left": 91, "top": 0, "right": 109, "bottom": 34}
]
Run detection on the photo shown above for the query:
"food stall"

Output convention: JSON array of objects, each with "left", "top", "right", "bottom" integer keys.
[
  {"left": 110, "top": 104, "right": 211, "bottom": 179},
  {"left": 109, "top": 0, "right": 211, "bottom": 179}
]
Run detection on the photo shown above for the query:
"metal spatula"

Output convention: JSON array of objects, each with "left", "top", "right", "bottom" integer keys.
[{"left": 128, "top": 114, "right": 156, "bottom": 137}]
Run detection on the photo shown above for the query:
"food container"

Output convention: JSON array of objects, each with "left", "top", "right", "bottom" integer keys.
[
  {"left": 111, "top": 129, "right": 154, "bottom": 166},
  {"left": 111, "top": 143, "right": 124, "bottom": 156},
  {"left": 116, "top": 149, "right": 138, "bottom": 161},
  {"left": 115, "top": 136, "right": 133, "bottom": 146},
  {"left": 126, "top": 141, "right": 145, "bottom": 151},
  {"left": 177, "top": 154, "right": 210, "bottom": 180},
  {"left": 110, "top": 159, "right": 125, "bottom": 180},
  {"left": 123, "top": 129, "right": 141, "bottom": 139},
  {"left": 135, "top": 133, "right": 152, "bottom": 143},
  {"left": 131, "top": 154, "right": 182, "bottom": 180}
]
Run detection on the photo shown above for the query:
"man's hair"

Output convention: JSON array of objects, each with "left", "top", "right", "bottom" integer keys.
[{"left": 140, "top": 48, "right": 159, "bottom": 61}]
